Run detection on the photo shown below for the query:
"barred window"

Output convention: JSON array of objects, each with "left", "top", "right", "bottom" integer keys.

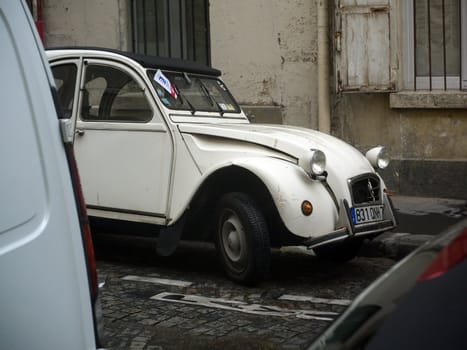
[
  {"left": 405, "top": 0, "right": 467, "bottom": 90},
  {"left": 130, "top": 0, "right": 210, "bottom": 65}
]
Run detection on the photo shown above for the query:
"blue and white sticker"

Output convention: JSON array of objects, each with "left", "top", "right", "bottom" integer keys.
[{"left": 154, "top": 69, "right": 177, "bottom": 99}]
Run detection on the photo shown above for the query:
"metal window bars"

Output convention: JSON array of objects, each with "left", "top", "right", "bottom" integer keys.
[
  {"left": 130, "top": 0, "right": 210, "bottom": 65},
  {"left": 414, "top": 0, "right": 463, "bottom": 90}
]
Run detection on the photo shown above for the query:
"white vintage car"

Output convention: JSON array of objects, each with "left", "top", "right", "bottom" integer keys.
[{"left": 47, "top": 48, "right": 397, "bottom": 284}]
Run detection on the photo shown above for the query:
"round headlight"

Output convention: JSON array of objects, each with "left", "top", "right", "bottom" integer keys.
[
  {"left": 310, "top": 150, "right": 326, "bottom": 176},
  {"left": 366, "top": 146, "right": 390, "bottom": 169}
]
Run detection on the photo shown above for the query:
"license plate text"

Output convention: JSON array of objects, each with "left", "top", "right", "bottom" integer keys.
[{"left": 351, "top": 205, "right": 384, "bottom": 225}]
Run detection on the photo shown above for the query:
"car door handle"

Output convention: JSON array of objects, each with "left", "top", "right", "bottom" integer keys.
[{"left": 76, "top": 129, "right": 85, "bottom": 136}]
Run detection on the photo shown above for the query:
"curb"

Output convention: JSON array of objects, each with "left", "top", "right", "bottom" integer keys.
[
  {"left": 360, "top": 232, "right": 434, "bottom": 260},
  {"left": 280, "top": 233, "right": 434, "bottom": 261}
]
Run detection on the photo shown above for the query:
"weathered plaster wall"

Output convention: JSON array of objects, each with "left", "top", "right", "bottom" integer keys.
[
  {"left": 43, "top": 0, "right": 129, "bottom": 49},
  {"left": 398, "top": 110, "right": 467, "bottom": 160},
  {"left": 43, "top": 0, "right": 318, "bottom": 127},
  {"left": 332, "top": 94, "right": 400, "bottom": 155},
  {"left": 40, "top": 0, "right": 466, "bottom": 198},
  {"left": 210, "top": 0, "right": 318, "bottom": 128},
  {"left": 332, "top": 94, "right": 467, "bottom": 198}
]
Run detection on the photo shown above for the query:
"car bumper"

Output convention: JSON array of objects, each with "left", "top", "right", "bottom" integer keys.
[{"left": 302, "top": 195, "right": 397, "bottom": 249}]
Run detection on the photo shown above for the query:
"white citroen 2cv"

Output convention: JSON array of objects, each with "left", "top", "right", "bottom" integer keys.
[{"left": 47, "top": 48, "right": 396, "bottom": 284}]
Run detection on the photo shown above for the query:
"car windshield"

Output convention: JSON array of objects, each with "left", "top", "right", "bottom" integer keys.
[{"left": 148, "top": 70, "right": 240, "bottom": 114}]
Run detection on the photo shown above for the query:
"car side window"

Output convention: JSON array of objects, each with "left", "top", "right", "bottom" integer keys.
[
  {"left": 52, "top": 64, "right": 78, "bottom": 119},
  {"left": 81, "top": 64, "right": 153, "bottom": 122}
]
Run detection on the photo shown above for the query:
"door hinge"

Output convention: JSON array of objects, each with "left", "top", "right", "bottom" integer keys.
[
  {"left": 59, "top": 119, "right": 74, "bottom": 144},
  {"left": 335, "top": 31, "right": 342, "bottom": 52}
]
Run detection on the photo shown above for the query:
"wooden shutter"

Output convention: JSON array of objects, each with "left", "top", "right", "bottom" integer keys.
[{"left": 335, "top": 0, "right": 396, "bottom": 92}]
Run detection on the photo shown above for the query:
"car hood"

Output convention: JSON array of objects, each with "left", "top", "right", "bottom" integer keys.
[{"left": 178, "top": 123, "right": 377, "bottom": 185}]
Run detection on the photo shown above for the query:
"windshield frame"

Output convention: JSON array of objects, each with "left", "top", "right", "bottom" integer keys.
[{"left": 147, "top": 69, "right": 242, "bottom": 115}]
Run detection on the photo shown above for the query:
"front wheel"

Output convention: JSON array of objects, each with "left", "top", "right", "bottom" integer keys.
[{"left": 215, "top": 192, "right": 271, "bottom": 285}]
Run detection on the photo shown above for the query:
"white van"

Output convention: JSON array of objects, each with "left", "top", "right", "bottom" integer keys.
[{"left": 0, "top": 1, "right": 104, "bottom": 349}]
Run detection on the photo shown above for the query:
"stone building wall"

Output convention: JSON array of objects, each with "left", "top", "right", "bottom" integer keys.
[{"left": 210, "top": 0, "right": 318, "bottom": 128}]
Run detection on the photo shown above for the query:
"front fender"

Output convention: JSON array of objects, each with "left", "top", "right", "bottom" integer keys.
[{"left": 231, "top": 157, "right": 338, "bottom": 239}]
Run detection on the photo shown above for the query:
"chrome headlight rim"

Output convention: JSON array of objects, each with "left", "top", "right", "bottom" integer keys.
[
  {"left": 309, "top": 149, "right": 326, "bottom": 176},
  {"left": 366, "top": 146, "right": 390, "bottom": 170}
]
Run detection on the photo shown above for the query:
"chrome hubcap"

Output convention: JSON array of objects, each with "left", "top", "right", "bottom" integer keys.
[{"left": 221, "top": 211, "right": 246, "bottom": 264}]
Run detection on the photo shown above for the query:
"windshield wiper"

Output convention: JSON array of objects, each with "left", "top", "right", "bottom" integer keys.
[
  {"left": 199, "top": 81, "right": 224, "bottom": 116},
  {"left": 173, "top": 84, "right": 196, "bottom": 115}
]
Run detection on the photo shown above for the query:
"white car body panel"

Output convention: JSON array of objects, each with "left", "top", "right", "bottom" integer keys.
[
  {"left": 176, "top": 123, "right": 380, "bottom": 238},
  {"left": 178, "top": 123, "right": 375, "bottom": 181},
  {"left": 166, "top": 127, "right": 203, "bottom": 223},
  {"left": 72, "top": 58, "right": 173, "bottom": 219},
  {"left": 1, "top": 1, "right": 98, "bottom": 348},
  {"left": 180, "top": 134, "right": 337, "bottom": 237},
  {"left": 74, "top": 122, "right": 172, "bottom": 215},
  {"left": 226, "top": 157, "right": 338, "bottom": 237},
  {"left": 170, "top": 113, "right": 250, "bottom": 124}
]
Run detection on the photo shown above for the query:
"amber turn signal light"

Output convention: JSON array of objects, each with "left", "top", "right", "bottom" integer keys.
[{"left": 301, "top": 200, "right": 313, "bottom": 216}]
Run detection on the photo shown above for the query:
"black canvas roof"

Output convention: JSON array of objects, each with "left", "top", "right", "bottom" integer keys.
[{"left": 46, "top": 46, "right": 222, "bottom": 77}]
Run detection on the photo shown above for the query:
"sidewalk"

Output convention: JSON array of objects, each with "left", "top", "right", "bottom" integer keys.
[{"left": 361, "top": 195, "right": 467, "bottom": 259}]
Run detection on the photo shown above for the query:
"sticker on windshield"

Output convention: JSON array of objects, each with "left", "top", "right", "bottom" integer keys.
[
  {"left": 219, "top": 103, "right": 235, "bottom": 111},
  {"left": 216, "top": 81, "right": 227, "bottom": 91},
  {"left": 154, "top": 70, "right": 178, "bottom": 99}
]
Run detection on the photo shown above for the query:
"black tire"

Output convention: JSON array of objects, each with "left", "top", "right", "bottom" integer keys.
[
  {"left": 214, "top": 192, "right": 271, "bottom": 285},
  {"left": 314, "top": 238, "right": 363, "bottom": 262}
]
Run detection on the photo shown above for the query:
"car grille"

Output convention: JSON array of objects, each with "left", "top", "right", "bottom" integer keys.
[{"left": 350, "top": 174, "right": 381, "bottom": 204}]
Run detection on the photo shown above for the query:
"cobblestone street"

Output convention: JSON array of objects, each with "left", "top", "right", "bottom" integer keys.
[{"left": 95, "top": 236, "right": 395, "bottom": 349}]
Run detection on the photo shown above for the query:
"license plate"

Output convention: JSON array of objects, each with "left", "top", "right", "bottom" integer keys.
[{"left": 350, "top": 205, "right": 384, "bottom": 225}]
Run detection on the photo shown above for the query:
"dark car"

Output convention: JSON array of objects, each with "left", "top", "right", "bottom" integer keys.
[{"left": 308, "top": 218, "right": 467, "bottom": 350}]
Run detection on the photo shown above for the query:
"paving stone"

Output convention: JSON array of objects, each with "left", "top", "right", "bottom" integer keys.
[
  {"left": 129, "top": 340, "right": 146, "bottom": 350},
  {"left": 132, "top": 336, "right": 149, "bottom": 342},
  {"left": 230, "top": 318, "right": 252, "bottom": 327},
  {"left": 139, "top": 319, "right": 158, "bottom": 326},
  {"left": 97, "top": 241, "right": 397, "bottom": 349}
]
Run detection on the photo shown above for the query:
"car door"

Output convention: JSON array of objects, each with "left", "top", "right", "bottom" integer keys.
[{"left": 52, "top": 59, "right": 173, "bottom": 224}]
